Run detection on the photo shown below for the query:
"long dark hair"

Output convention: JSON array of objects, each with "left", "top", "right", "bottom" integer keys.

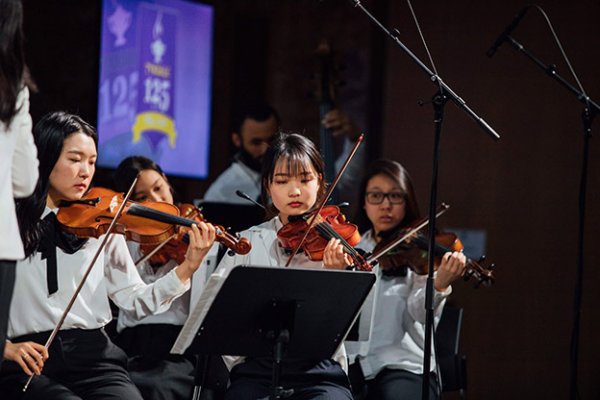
[
  {"left": 0, "top": 0, "right": 34, "bottom": 126},
  {"left": 113, "top": 155, "right": 174, "bottom": 198},
  {"left": 16, "top": 111, "right": 98, "bottom": 257},
  {"left": 356, "top": 159, "right": 420, "bottom": 233},
  {"left": 260, "top": 132, "right": 326, "bottom": 217}
]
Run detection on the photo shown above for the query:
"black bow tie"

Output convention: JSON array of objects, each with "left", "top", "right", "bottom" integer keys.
[{"left": 37, "top": 212, "right": 87, "bottom": 295}]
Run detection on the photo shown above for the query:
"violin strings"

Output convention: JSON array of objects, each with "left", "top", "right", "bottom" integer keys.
[{"left": 316, "top": 222, "right": 359, "bottom": 257}]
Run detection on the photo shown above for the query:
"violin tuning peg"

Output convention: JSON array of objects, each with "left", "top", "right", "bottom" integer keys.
[
  {"left": 478, "top": 255, "right": 486, "bottom": 263},
  {"left": 488, "top": 263, "right": 496, "bottom": 271},
  {"left": 463, "top": 269, "right": 474, "bottom": 281}
]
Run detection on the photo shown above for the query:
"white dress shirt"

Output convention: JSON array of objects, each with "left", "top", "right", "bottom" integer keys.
[
  {"left": 116, "top": 241, "right": 218, "bottom": 331},
  {"left": 215, "top": 216, "right": 348, "bottom": 372},
  {"left": 8, "top": 208, "right": 190, "bottom": 339},
  {"left": 203, "top": 161, "right": 261, "bottom": 204},
  {"left": 0, "top": 87, "right": 39, "bottom": 260},
  {"left": 348, "top": 229, "right": 451, "bottom": 378}
]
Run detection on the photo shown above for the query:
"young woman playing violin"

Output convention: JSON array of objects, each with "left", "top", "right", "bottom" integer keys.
[
  {"left": 215, "top": 132, "right": 354, "bottom": 400},
  {"left": 0, "top": 112, "right": 216, "bottom": 400},
  {"left": 112, "top": 155, "right": 218, "bottom": 400},
  {"left": 346, "top": 159, "right": 466, "bottom": 400}
]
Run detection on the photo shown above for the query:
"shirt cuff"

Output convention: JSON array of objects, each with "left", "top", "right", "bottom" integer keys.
[
  {"left": 434, "top": 284, "right": 452, "bottom": 307},
  {"left": 164, "top": 268, "right": 191, "bottom": 295}
]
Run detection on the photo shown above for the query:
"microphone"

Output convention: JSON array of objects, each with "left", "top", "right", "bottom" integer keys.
[
  {"left": 235, "top": 190, "right": 265, "bottom": 210},
  {"left": 486, "top": 6, "right": 530, "bottom": 58}
]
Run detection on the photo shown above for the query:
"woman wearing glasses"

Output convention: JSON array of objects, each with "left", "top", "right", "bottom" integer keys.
[{"left": 347, "top": 159, "right": 466, "bottom": 400}]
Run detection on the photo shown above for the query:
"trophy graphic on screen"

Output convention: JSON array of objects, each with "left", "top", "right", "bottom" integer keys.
[{"left": 107, "top": 3, "right": 132, "bottom": 47}]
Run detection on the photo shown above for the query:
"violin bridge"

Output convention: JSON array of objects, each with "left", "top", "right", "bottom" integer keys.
[{"left": 109, "top": 195, "right": 119, "bottom": 213}]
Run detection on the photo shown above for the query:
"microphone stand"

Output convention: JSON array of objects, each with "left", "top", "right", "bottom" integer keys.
[
  {"left": 347, "top": 2, "right": 500, "bottom": 399},
  {"left": 503, "top": 34, "right": 598, "bottom": 400}
]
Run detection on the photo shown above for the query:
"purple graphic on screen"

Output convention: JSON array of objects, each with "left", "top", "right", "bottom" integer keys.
[
  {"left": 133, "top": 6, "right": 177, "bottom": 151},
  {"left": 97, "top": 0, "right": 213, "bottom": 178},
  {"left": 107, "top": 5, "right": 132, "bottom": 47}
]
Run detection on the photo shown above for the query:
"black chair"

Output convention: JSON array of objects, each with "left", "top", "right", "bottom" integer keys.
[{"left": 435, "top": 306, "right": 467, "bottom": 399}]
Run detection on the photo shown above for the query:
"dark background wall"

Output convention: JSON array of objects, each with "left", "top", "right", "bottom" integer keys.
[{"left": 22, "top": 0, "right": 600, "bottom": 398}]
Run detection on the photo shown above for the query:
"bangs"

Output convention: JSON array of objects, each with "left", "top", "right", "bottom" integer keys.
[{"left": 269, "top": 153, "right": 315, "bottom": 181}]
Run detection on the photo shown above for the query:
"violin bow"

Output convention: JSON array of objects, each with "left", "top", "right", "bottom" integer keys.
[
  {"left": 23, "top": 177, "right": 139, "bottom": 392},
  {"left": 134, "top": 232, "right": 177, "bottom": 265},
  {"left": 285, "top": 134, "right": 364, "bottom": 267},
  {"left": 135, "top": 204, "right": 204, "bottom": 265},
  {"left": 366, "top": 203, "right": 450, "bottom": 266}
]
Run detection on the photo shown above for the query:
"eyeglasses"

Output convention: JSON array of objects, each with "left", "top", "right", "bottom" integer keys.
[{"left": 365, "top": 191, "right": 406, "bottom": 205}]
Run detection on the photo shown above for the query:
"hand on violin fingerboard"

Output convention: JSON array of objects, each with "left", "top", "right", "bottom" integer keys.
[
  {"left": 322, "top": 238, "right": 353, "bottom": 270},
  {"left": 176, "top": 222, "right": 216, "bottom": 282},
  {"left": 434, "top": 251, "right": 467, "bottom": 292}
]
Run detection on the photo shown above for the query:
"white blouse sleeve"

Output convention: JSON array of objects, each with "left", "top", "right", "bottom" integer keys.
[
  {"left": 12, "top": 87, "right": 38, "bottom": 198},
  {"left": 104, "top": 234, "right": 190, "bottom": 319},
  {"left": 405, "top": 272, "right": 451, "bottom": 324}
]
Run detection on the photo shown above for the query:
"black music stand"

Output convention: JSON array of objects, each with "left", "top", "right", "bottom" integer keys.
[
  {"left": 198, "top": 201, "right": 265, "bottom": 234},
  {"left": 173, "top": 266, "right": 375, "bottom": 400}
]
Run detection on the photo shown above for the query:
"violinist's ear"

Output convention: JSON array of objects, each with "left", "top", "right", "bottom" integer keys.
[{"left": 231, "top": 132, "right": 242, "bottom": 148}]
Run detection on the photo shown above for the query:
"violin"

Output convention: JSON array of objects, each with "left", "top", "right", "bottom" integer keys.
[
  {"left": 140, "top": 203, "right": 251, "bottom": 266},
  {"left": 56, "top": 187, "right": 251, "bottom": 256},
  {"left": 57, "top": 187, "right": 177, "bottom": 244},
  {"left": 277, "top": 205, "right": 369, "bottom": 269},
  {"left": 373, "top": 228, "right": 495, "bottom": 287}
]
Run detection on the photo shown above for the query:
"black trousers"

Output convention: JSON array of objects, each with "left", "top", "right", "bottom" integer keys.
[
  {"left": 0, "top": 328, "right": 143, "bottom": 400},
  {"left": 0, "top": 260, "right": 16, "bottom": 369},
  {"left": 115, "top": 324, "right": 195, "bottom": 400},
  {"left": 225, "top": 358, "right": 353, "bottom": 400},
  {"left": 366, "top": 368, "right": 440, "bottom": 400}
]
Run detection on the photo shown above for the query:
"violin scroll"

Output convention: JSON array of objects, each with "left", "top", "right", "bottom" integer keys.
[{"left": 373, "top": 229, "right": 496, "bottom": 288}]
